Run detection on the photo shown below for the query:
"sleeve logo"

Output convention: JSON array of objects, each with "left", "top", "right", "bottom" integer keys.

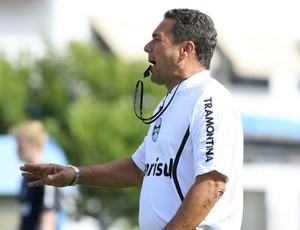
[{"left": 204, "top": 97, "right": 214, "bottom": 162}]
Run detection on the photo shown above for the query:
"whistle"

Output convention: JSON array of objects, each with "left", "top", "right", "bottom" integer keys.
[{"left": 143, "top": 65, "right": 152, "bottom": 78}]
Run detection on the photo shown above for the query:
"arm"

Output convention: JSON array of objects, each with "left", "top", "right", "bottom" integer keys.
[
  {"left": 39, "top": 210, "right": 58, "bottom": 230},
  {"left": 163, "top": 170, "right": 226, "bottom": 230},
  {"left": 79, "top": 157, "right": 144, "bottom": 187},
  {"left": 20, "top": 157, "right": 144, "bottom": 188}
]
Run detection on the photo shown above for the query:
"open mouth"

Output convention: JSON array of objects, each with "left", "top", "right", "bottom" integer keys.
[
  {"left": 149, "top": 60, "right": 156, "bottom": 66},
  {"left": 149, "top": 61, "right": 156, "bottom": 73}
]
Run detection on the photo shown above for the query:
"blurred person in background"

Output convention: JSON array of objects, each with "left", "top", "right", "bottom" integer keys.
[
  {"left": 10, "top": 120, "right": 60, "bottom": 230},
  {"left": 20, "top": 8, "right": 243, "bottom": 230}
]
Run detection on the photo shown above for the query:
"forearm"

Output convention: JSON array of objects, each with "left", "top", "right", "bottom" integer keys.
[
  {"left": 164, "top": 171, "right": 226, "bottom": 230},
  {"left": 78, "top": 157, "right": 144, "bottom": 187},
  {"left": 39, "top": 210, "right": 58, "bottom": 230}
]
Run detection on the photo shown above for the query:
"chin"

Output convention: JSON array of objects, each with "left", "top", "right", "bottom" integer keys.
[{"left": 150, "top": 74, "right": 161, "bottom": 84}]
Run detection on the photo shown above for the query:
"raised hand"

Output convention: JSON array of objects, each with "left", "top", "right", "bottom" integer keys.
[{"left": 20, "top": 163, "right": 76, "bottom": 187}]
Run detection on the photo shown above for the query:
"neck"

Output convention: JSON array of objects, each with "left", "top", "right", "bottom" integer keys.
[{"left": 166, "top": 67, "right": 207, "bottom": 91}]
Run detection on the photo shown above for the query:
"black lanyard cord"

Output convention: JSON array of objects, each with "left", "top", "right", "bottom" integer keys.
[{"left": 133, "top": 66, "right": 180, "bottom": 124}]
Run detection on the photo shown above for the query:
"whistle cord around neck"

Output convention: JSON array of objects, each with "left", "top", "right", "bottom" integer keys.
[{"left": 134, "top": 80, "right": 181, "bottom": 124}]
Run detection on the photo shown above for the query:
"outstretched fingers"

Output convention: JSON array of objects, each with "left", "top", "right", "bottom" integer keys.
[
  {"left": 20, "top": 163, "right": 72, "bottom": 187},
  {"left": 27, "top": 178, "right": 48, "bottom": 187},
  {"left": 21, "top": 172, "right": 43, "bottom": 179},
  {"left": 20, "top": 163, "right": 59, "bottom": 187},
  {"left": 20, "top": 163, "right": 49, "bottom": 174}
]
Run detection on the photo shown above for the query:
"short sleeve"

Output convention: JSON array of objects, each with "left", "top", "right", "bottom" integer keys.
[
  {"left": 132, "top": 139, "right": 146, "bottom": 172},
  {"left": 191, "top": 86, "right": 237, "bottom": 180}
]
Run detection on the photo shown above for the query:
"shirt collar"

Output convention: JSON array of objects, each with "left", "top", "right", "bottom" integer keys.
[{"left": 173, "top": 70, "right": 210, "bottom": 93}]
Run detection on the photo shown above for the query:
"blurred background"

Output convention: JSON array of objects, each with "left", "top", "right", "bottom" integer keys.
[{"left": 0, "top": 0, "right": 300, "bottom": 229}]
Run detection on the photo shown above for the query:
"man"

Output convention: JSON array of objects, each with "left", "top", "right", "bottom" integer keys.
[
  {"left": 11, "top": 120, "right": 60, "bottom": 230},
  {"left": 20, "top": 9, "right": 243, "bottom": 229}
]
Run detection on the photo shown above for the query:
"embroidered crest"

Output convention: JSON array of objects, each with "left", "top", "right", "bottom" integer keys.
[{"left": 152, "top": 118, "right": 162, "bottom": 142}]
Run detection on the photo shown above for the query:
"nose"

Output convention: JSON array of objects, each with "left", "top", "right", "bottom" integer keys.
[{"left": 144, "top": 40, "right": 152, "bottom": 53}]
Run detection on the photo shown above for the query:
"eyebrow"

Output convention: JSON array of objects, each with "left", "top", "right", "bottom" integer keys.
[
  {"left": 152, "top": 33, "right": 163, "bottom": 41},
  {"left": 152, "top": 33, "right": 159, "bottom": 38}
]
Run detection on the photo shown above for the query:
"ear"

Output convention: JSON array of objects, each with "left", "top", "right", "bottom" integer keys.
[{"left": 182, "top": 41, "right": 195, "bottom": 54}]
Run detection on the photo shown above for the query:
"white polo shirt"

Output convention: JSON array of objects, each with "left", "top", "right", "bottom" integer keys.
[{"left": 132, "top": 70, "right": 243, "bottom": 230}]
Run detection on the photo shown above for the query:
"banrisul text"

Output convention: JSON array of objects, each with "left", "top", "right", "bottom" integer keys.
[{"left": 144, "top": 157, "right": 174, "bottom": 178}]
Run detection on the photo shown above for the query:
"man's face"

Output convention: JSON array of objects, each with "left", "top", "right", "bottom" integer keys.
[
  {"left": 144, "top": 18, "right": 184, "bottom": 90},
  {"left": 16, "top": 139, "right": 36, "bottom": 162}
]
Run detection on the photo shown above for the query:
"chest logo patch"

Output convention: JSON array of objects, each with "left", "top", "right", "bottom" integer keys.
[{"left": 152, "top": 118, "right": 162, "bottom": 142}]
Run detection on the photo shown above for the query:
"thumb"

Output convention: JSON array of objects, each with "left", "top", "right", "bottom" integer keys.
[
  {"left": 47, "top": 174, "right": 54, "bottom": 181},
  {"left": 46, "top": 173, "right": 60, "bottom": 184},
  {"left": 46, "top": 172, "right": 69, "bottom": 187}
]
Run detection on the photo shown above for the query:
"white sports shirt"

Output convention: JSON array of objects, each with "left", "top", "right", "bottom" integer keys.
[{"left": 132, "top": 70, "right": 243, "bottom": 230}]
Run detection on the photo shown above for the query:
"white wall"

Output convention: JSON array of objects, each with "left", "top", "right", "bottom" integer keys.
[
  {"left": 0, "top": 0, "right": 53, "bottom": 58},
  {"left": 243, "top": 163, "right": 300, "bottom": 230}
]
